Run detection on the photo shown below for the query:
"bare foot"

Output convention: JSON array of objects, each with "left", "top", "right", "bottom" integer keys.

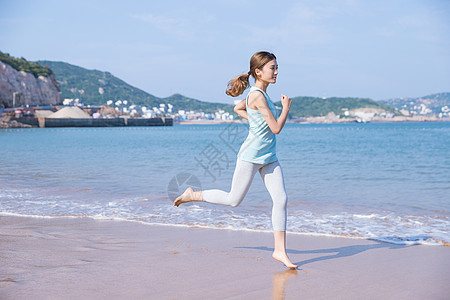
[
  {"left": 173, "top": 187, "right": 196, "bottom": 207},
  {"left": 272, "top": 251, "right": 298, "bottom": 269}
]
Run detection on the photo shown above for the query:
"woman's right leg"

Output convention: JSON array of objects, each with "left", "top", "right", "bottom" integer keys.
[
  {"left": 259, "top": 161, "right": 297, "bottom": 269},
  {"left": 202, "top": 158, "right": 259, "bottom": 207}
]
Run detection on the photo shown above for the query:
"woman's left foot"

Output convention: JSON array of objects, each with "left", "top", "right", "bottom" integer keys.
[
  {"left": 173, "top": 187, "right": 195, "bottom": 207},
  {"left": 272, "top": 251, "right": 298, "bottom": 269}
]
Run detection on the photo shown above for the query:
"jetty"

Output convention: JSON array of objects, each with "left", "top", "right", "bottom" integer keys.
[
  {"left": 0, "top": 106, "right": 173, "bottom": 128},
  {"left": 13, "top": 116, "right": 172, "bottom": 128}
]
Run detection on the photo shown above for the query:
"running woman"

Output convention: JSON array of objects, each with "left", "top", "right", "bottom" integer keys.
[{"left": 174, "top": 51, "right": 297, "bottom": 269}]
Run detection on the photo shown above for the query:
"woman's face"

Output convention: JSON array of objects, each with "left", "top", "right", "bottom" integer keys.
[{"left": 256, "top": 59, "right": 278, "bottom": 84}]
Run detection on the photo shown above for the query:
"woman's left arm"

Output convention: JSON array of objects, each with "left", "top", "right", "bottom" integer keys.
[{"left": 234, "top": 99, "right": 248, "bottom": 120}]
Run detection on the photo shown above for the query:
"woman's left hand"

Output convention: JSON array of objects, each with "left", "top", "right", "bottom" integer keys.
[{"left": 281, "top": 95, "right": 292, "bottom": 110}]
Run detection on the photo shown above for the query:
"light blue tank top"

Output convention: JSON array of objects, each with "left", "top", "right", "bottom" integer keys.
[{"left": 237, "top": 86, "right": 278, "bottom": 164}]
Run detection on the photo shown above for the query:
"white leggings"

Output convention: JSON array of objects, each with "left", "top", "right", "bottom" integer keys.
[{"left": 202, "top": 158, "right": 288, "bottom": 231}]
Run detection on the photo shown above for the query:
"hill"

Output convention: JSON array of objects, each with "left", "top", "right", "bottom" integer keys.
[
  {"left": 7, "top": 53, "right": 450, "bottom": 120},
  {"left": 1, "top": 51, "right": 53, "bottom": 78},
  {"left": 281, "top": 96, "right": 393, "bottom": 118},
  {"left": 0, "top": 52, "right": 61, "bottom": 106},
  {"left": 379, "top": 93, "right": 450, "bottom": 115},
  {"left": 37, "top": 60, "right": 398, "bottom": 118},
  {"left": 37, "top": 60, "right": 234, "bottom": 113}
]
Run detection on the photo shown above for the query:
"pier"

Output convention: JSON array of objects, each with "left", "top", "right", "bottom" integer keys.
[{"left": 11, "top": 116, "right": 173, "bottom": 128}]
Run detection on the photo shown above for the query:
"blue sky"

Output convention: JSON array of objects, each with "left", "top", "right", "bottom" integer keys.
[{"left": 1, "top": 0, "right": 449, "bottom": 103}]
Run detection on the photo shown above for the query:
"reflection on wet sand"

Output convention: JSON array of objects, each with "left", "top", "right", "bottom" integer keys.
[{"left": 272, "top": 269, "right": 298, "bottom": 300}]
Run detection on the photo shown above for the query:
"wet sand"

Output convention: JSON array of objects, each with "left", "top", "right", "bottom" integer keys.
[{"left": 1, "top": 216, "right": 449, "bottom": 299}]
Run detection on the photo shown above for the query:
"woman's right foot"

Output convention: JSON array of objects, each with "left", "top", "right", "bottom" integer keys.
[
  {"left": 272, "top": 251, "right": 298, "bottom": 269},
  {"left": 173, "top": 187, "right": 196, "bottom": 207}
]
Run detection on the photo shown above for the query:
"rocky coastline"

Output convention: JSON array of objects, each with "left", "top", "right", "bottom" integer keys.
[
  {"left": 0, "top": 115, "right": 34, "bottom": 128},
  {"left": 0, "top": 61, "right": 61, "bottom": 107}
]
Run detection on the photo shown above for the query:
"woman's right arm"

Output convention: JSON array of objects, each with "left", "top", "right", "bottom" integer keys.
[{"left": 234, "top": 99, "right": 248, "bottom": 120}]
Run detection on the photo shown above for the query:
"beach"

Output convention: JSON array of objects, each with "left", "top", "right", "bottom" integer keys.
[
  {"left": 1, "top": 123, "right": 449, "bottom": 299},
  {"left": 1, "top": 215, "right": 449, "bottom": 300}
]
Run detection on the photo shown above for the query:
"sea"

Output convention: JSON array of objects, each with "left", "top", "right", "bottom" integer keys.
[{"left": 0, "top": 122, "right": 449, "bottom": 246}]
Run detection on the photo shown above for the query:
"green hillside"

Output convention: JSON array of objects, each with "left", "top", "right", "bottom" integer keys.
[
  {"left": 379, "top": 93, "right": 450, "bottom": 115},
  {"left": 277, "top": 96, "right": 394, "bottom": 118},
  {"left": 35, "top": 60, "right": 394, "bottom": 118},
  {"left": 1, "top": 51, "right": 52, "bottom": 78},
  {"left": 37, "top": 60, "right": 234, "bottom": 113},
  {"left": 9, "top": 52, "right": 450, "bottom": 119}
]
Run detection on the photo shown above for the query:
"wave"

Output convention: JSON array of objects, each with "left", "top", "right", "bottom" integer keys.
[{"left": 1, "top": 208, "right": 448, "bottom": 246}]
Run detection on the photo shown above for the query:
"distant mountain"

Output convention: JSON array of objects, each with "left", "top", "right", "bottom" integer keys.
[
  {"left": 37, "top": 60, "right": 400, "bottom": 118},
  {"left": 37, "top": 60, "right": 234, "bottom": 113},
  {"left": 284, "top": 96, "right": 393, "bottom": 118},
  {"left": 2, "top": 52, "right": 445, "bottom": 119},
  {"left": 379, "top": 93, "right": 450, "bottom": 115},
  {"left": 1, "top": 51, "right": 52, "bottom": 78}
]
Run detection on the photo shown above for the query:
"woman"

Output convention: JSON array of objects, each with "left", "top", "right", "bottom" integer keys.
[{"left": 174, "top": 51, "right": 297, "bottom": 269}]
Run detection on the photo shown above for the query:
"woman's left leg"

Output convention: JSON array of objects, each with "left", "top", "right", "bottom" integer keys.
[
  {"left": 173, "top": 158, "right": 259, "bottom": 207},
  {"left": 259, "top": 161, "right": 297, "bottom": 269}
]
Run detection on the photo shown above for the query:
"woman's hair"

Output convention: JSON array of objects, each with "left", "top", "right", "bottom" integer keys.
[{"left": 225, "top": 51, "right": 277, "bottom": 97}]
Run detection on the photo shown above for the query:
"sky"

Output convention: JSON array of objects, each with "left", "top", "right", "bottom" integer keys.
[{"left": 1, "top": 0, "right": 449, "bottom": 103}]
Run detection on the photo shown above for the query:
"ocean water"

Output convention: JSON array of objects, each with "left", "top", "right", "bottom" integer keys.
[{"left": 0, "top": 122, "right": 449, "bottom": 245}]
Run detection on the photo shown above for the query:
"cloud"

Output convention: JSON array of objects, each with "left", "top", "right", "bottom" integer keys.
[
  {"left": 130, "top": 13, "right": 195, "bottom": 41},
  {"left": 242, "top": 2, "right": 340, "bottom": 49},
  {"left": 130, "top": 11, "right": 217, "bottom": 44},
  {"left": 373, "top": 6, "right": 449, "bottom": 44}
]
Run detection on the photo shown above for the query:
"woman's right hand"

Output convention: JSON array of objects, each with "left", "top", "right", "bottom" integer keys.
[{"left": 281, "top": 95, "right": 292, "bottom": 110}]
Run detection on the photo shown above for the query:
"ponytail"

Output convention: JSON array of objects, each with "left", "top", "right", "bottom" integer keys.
[
  {"left": 226, "top": 51, "right": 276, "bottom": 97},
  {"left": 225, "top": 73, "right": 251, "bottom": 97}
]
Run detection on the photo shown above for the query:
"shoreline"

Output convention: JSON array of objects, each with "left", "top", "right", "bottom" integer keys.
[
  {"left": 2, "top": 115, "right": 449, "bottom": 128},
  {"left": 1, "top": 215, "right": 449, "bottom": 299},
  {"left": 176, "top": 117, "right": 450, "bottom": 125},
  {"left": 1, "top": 212, "right": 447, "bottom": 247}
]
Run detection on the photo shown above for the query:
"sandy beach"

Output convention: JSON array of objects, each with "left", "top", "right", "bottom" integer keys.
[{"left": 0, "top": 216, "right": 449, "bottom": 299}]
